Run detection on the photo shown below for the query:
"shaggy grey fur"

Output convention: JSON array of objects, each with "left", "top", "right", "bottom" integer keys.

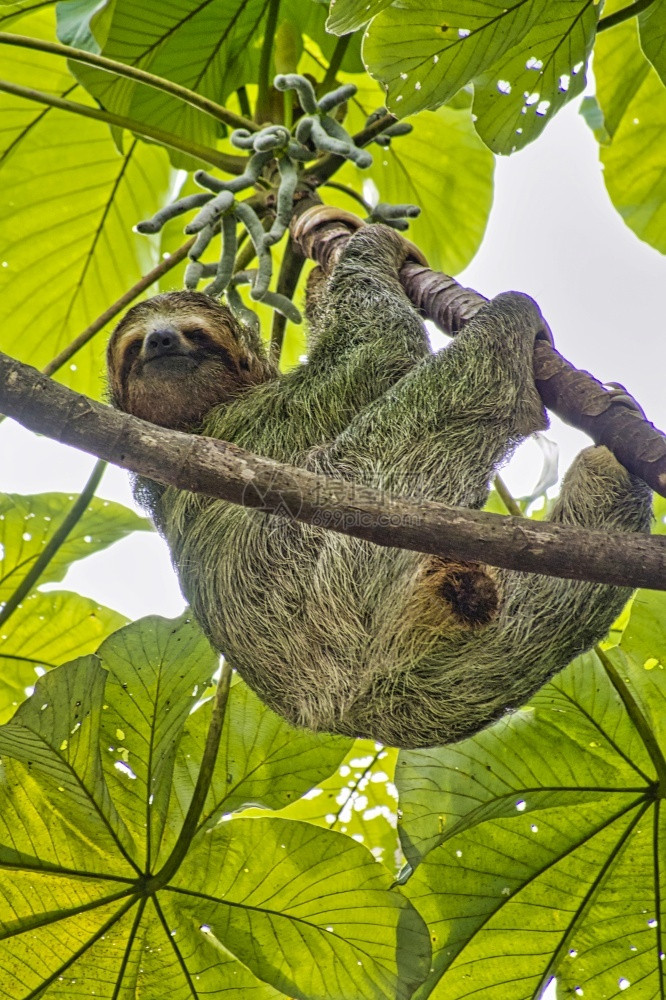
[{"left": 118, "top": 225, "right": 652, "bottom": 748}]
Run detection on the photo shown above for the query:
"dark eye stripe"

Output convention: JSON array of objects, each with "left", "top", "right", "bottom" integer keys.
[{"left": 119, "top": 340, "right": 141, "bottom": 385}]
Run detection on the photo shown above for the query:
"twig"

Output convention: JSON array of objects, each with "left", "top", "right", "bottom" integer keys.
[
  {"left": 145, "top": 661, "right": 232, "bottom": 890},
  {"left": 0, "top": 459, "right": 106, "bottom": 629}
]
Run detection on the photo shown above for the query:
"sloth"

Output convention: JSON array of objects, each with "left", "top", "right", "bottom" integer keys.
[{"left": 107, "top": 221, "right": 652, "bottom": 749}]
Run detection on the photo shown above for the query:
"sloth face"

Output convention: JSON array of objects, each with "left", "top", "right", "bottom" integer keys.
[{"left": 107, "top": 292, "right": 267, "bottom": 431}]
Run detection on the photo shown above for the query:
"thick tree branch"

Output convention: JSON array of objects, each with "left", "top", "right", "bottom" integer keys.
[
  {"left": 292, "top": 209, "right": 666, "bottom": 497},
  {"left": 0, "top": 351, "right": 664, "bottom": 591}
]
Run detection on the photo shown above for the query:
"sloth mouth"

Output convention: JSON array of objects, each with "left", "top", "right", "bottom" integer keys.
[{"left": 141, "top": 353, "right": 199, "bottom": 373}]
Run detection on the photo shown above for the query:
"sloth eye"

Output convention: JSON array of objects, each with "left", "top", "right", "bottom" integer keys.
[{"left": 185, "top": 327, "right": 208, "bottom": 345}]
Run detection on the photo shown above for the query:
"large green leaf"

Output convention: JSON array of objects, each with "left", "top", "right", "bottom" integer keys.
[
  {"left": 639, "top": 0, "right": 666, "bottom": 85},
  {"left": 395, "top": 595, "right": 666, "bottom": 998},
  {"left": 0, "top": 491, "right": 149, "bottom": 603},
  {"left": 0, "top": 615, "right": 430, "bottom": 998},
  {"left": 275, "top": 743, "right": 403, "bottom": 872},
  {"left": 59, "top": 0, "right": 361, "bottom": 167},
  {"left": 471, "top": 0, "right": 598, "bottom": 154},
  {"left": 0, "top": 591, "right": 126, "bottom": 723},
  {"left": 589, "top": 16, "right": 666, "bottom": 252},
  {"left": 94, "top": 614, "right": 219, "bottom": 869},
  {"left": 0, "top": 0, "right": 54, "bottom": 27},
  {"left": 0, "top": 9, "right": 173, "bottom": 397},
  {"left": 167, "top": 816, "right": 429, "bottom": 1000},
  {"left": 364, "top": 0, "right": 549, "bottom": 118},
  {"left": 327, "top": 0, "right": 392, "bottom": 35},
  {"left": 169, "top": 679, "right": 349, "bottom": 838}
]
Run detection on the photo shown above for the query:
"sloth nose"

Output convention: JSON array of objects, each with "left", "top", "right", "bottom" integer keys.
[{"left": 143, "top": 328, "right": 182, "bottom": 360}]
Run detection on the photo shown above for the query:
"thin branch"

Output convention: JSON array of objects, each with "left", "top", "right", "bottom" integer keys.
[
  {"left": 320, "top": 34, "right": 352, "bottom": 93},
  {"left": 0, "top": 33, "right": 257, "bottom": 132},
  {"left": 0, "top": 459, "right": 106, "bottom": 630},
  {"left": 493, "top": 475, "right": 523, "bottom": 517},
  {"left": 269, "top": 235, "right": 305, "bottom": 363},
  {"left": 42, "top": 239, "right": 194, "bottom": 378},
  {"left": 148, "top": 662, "right": 231, "bottom": 888},
  {"left": 0, "top": 352, "right": 664, "bottom": 590},
  {"left": 0, "top": 80, "right": 245, "bottom": 174},
  {"left": 236, "top": 86, "right": 252, "bottom": 119},
  {"left": 597, "top": 0, "right": 657, "bottom": 32},
  {"left": 321, "top": 180, "right": 371, "bottom": 212}
]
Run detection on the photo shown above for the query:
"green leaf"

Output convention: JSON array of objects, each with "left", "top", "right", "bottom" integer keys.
[
  {"left": 326, "top": 0, "right": 393, "bottom": 36},
  {"left": 165, "top": 677, "right": 351, "bottom": 847},
  {"left": 395, "top": 647, "right": 665, "bottom": 998},
  {"left": 639, "top": 0, "right": 666, "bottom": 85},
  {"left": 0, "top": 616, "right": 430, "bottom": 999},
  {"left": 579, "top": 94, "right": 610, "bottom": 144},
  {"left": 363, "top": 0, "right": 549, "bottom": 118},
  {"left": 0, "top": 9, "right": 173, "bottom": 398},
  {"left": 0, "top": 0, "right": 54, "bottom": 27},
  {"left": 348, "top": 105, "right": 494, "bottom": 273},
  {"left": 0, "top": 491, "right": 149, "bottom": 602},
  {"left": 471, "top": 0, "right": 598, "bottom": 154},
  {"left": 590, "top": 16, "right": 666, "bottom": 252},
  {"left": 94, "top": 614, "right": 218, "bottom": 868},
  {"left": 276, "top": 743, "right": 403, "bottom": 872},
  {"left": 0, "top": 591, "right": 126, "bottom": 723},
  {"left": 397, "top": 651, "right": 656, "bottom": 868},
  {"left": 0, "top": 653, "right": 138, "bottom": 870},
  {"left": 55, "top": 0, "right": 111, "bottom": 52},
  {"left": 59, "top": 0, "right": 266, "bottom": 162},
  {"left": 169, "top": 816, "right": 430, "bottom": 1000},
  {"left": 617, "top": 589, "right": 666, "bottom": 748},
  {"left": 593, "top": 16, "right": 651, "bottom": 141}
]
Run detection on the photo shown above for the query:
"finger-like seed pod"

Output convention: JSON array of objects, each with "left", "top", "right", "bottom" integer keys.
[
  {"left": 317, "top": 84, "right": 357, "bottom": 113},
  {"left": 274, "top": 73, "right": 318, "bottom": 113},
  {"left": 264, "top": 157, "right": 298, "bottom": 247},
  {"left": 135, "top": 193, "right": 213, "bottom": 234},
  {"left": 188, "top": 224, "right": 216, "bottom": 261},
  {"left": 185, "top": 191, "right": 235, "bottom": 234},
  {"left": 234, "top": 202, "right": 272, "bottom": 299},
  {"left": 205, "top": 214, "right": 238, "bottom": 297},
  {"left": 225, "top": 283, "right": 261, "bottom": 337},
  {"left": 230, "top": 128, "right": 256, "bottom": 150}
]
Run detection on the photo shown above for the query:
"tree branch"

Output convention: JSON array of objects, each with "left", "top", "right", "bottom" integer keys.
[{"left": 0, "top": 351, "right": 664, "bottom": 590}]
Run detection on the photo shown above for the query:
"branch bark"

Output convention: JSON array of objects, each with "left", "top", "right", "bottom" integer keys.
[
  {"left": 1, "top": 351, "right": 665, "bottom": 591},
  {"left": 292, "top": 208, "right": 666, "bottom": 497}
]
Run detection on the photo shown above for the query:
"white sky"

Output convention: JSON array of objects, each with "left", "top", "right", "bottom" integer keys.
[{"left": 2, "top": 98, "right": 664, "bottom": 626}]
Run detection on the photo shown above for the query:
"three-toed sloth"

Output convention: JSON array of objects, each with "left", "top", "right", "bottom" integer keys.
[{"left": 107, "top": 222, "right": 652, "bottom": 749}]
